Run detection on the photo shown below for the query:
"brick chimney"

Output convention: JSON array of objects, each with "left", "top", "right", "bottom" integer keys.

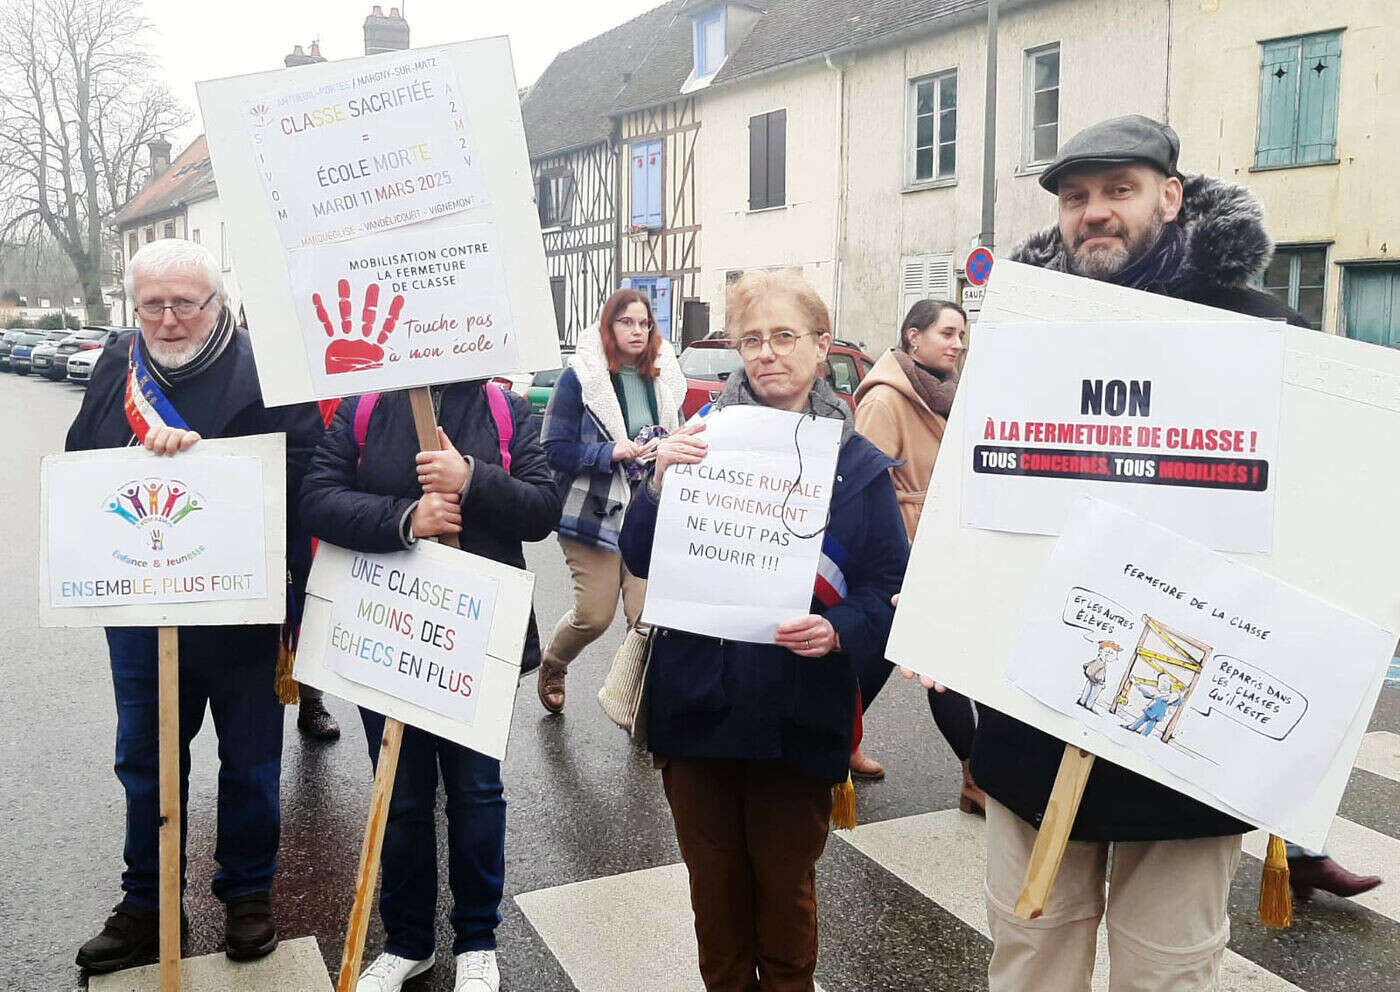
[
  {"left": 364, "top": 5, "right": 410, "bottom": 55},
  {"left": 284, "top": 40, "right": 328, "bottom": 67},
  {"left": 147, "top": 138, "right": 171, "bottom": 181}
]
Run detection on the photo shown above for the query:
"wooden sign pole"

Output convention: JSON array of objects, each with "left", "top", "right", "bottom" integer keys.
[
  {"left": 337, "top": 387, "right": 460, "bottom": 992},
  {"left": 1014, "top": 744, "right": 1095, "bottom": 920},
  {"left": 157, "top": 625, "right": 182, "bottom": 991}
]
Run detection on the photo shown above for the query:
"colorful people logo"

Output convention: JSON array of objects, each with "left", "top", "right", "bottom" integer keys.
[
  {"left": 312, "top": 279, "right": 406, "bottom": 375},
  {"left": 105, "top": 478, "right": 204, "bottom": 553}
]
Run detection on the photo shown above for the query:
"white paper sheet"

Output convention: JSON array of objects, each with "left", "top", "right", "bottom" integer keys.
[
  {"left": 1007, "top": 498, "right": 1394, "bottom": 833},
  {"left": 295, "top": 541, "right": 533, "bottom": 761},
  {"left": 960, "top": 321, "right": 1283, "bottom": 552},
  {"left": 245, "top": 47, "right": 488, "bottom": 249},
  {"left": 642, "top": 406, "right": 841, "bottom": 643},
  {"left": 285, "top": 222, "right": 520, "bottom": 395}
]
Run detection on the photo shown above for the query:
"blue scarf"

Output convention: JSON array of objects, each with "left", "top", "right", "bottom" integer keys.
[{"left": 1105, "top": 222, "right": 1188, "bottom": 294}]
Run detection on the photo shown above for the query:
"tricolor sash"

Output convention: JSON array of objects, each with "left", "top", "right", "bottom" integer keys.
[
  {"left": 124, "top": 338, "right": 190, "bottom": 442},
  {"left": 815, "top": 535, "right": 849, "bottom": 608}
]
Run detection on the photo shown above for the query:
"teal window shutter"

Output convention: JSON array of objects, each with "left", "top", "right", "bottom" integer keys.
[
  {"left": 1256, "top": 31, "right": 1341, "bottom": 167},
  {"left": 1256, "top": 39, "right": 1301, "bottom": 167},
  {"left": 1297, "top": 33, "right": 1341, "bottom": 164}
]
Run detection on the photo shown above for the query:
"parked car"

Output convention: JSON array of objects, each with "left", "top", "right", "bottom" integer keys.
[
  {"left": 38, "top": 326, "right": 125, "bottom": 381},
  {"left": 66, "top": 346, "right": 103, "bottom": 385},
  {"left": 523, "top": 345, "right": 575, "bottom": 431},
  {"left": 8, "top": 330, "right": 65, "bottom": 375},
  {"left": 0, "top": 329, "right": 26, "bottom": 371},
  {"left": 677, "top": 336, "right": 876, "bottom": 418}
]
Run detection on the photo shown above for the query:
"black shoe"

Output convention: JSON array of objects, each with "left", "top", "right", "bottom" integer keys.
[
  {"left": 225, "top": 893, "right": 278, "bottom": 961},
  {"left": 297, "top": 696, "right": 341, "bottom": 740},
  {"left": 76, "top": 901, "right": 165, "bottom": 973}
]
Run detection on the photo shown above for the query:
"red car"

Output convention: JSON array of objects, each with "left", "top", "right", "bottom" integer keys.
[{"left": 678, "top": 336, "right": 876, "bottom": 418}]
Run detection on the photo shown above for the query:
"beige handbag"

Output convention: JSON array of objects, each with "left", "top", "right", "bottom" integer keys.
[{"left": 597, "top": 626, "right": 654, "bottom": 741}]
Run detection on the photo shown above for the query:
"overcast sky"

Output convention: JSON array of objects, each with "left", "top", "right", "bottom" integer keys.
[{"left": 142, "top": 0, "right": 662, "bottom": 149}]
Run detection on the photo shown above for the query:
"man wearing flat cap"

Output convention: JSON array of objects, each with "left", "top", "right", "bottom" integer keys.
[{"left": 968, "top": 115, "right": 1383, "bottom": 991}]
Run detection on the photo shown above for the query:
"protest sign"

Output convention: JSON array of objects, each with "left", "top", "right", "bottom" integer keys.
[
  {"left": 39, "top": 434, "right": 285, "bottom": 628},
  {"left": 962, "top": 320, "right": 1283, "bottom": 552},
  {"left": 1007, "top": 497, "right": 1393, "bottom": 836},
  {"left": 244, "top": 47, "right": 489, "bottom": 250},
  {"left": 642, "top": 405, "right": 840, "bottom": 643},
  {"left": 294, "top": 540, "right": 533, "bottom": 761},
  {"left": 889, "top": 260, "right": 1400, "bottom": 849},
  {"left": 197, "top": 37, "right": 560, "bottom": 406}
]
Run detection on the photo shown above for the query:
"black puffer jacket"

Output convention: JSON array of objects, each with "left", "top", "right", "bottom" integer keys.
[
  {"left": 299, "top": 383, "right": 562, "bottom": 569},
  {"left": 971, "top": 174, "right": 1310, "bottom": 842}
]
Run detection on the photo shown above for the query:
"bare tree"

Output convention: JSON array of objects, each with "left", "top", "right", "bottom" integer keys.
[{"left": 0, "top": 0, "right": 189, "bottom": 321}]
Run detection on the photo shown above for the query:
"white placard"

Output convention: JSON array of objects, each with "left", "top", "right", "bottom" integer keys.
[
  {"left": 888, "top": 259, "right": 1400, "bottom": 850},
  {"left": 39, "top": 434, "right": 286, "bottom": 628},
  {"left": 1007, "top": 497, "right": 1393, "bottom": 835},
  {"left": 198, "top": 37, "right": 561, "bottom": 405},
  {"left": 961, "top": 321, "right": 1283, "bottom": 552},
  {"left": 245, "top": 48, "right": 488, "bottom": 250},
  {"left": 294, "top": 541, "right": 533, "bottom": 760},
  {"left": 286, "top": 223, "right": 520, "bottom": 395},
  {"left": 642, "top": 406, "right": 841, "bottom": 642}
]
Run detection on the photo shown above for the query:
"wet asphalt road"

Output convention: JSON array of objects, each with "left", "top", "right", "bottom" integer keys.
[{"left": 2, "top": 372, "right": 1397, "bottom": 992}]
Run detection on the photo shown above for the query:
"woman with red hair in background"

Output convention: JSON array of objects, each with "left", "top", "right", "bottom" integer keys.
[{"left": 537, "top": 288, "right": 686, "bottom": 712}]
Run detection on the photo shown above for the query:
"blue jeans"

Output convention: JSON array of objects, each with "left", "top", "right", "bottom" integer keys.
[
  {"left": 360, "top": 709, "right": 505, "bottom": 958},
  {"left": 1078, "top": 680, "right": 1104, "bottom": 709},
  {"left": 107, "top": 626, "right": 284, "bottom": 909}
]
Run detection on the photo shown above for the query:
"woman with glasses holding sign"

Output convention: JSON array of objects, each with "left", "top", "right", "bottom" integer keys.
[
  {"left": 299, "top": 380, "right": 561, "bottom": 992},
  {"left": 619, "top": 270, "right": 908, "bottom": 991},
  {"left": 537, "top": 288, "right": 686, "bottom": 713}
]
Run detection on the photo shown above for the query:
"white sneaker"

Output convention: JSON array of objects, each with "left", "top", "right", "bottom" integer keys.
[
  {"left": 454, "top": 950, "right": 500, "bottom": 991},
  {"left": 356, "top": 951, "right": 433, "bottom": 991}
]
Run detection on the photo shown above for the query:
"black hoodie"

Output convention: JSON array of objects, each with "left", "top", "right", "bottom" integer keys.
[{"left": 973, "top": 174, "right": 1309, "bottom": 842}]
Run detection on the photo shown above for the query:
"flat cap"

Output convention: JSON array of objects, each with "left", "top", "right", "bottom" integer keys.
[{"left": 1039, "top": 115, "right": 1180, "bottom": 193}]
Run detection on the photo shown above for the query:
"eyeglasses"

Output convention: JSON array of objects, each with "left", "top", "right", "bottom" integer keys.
[
  {"left": 734, "top": 330, "right": 820, "bottom": 359},
  {"left": 615, "top": 316, "right": 653, "bottom": 331},
  {"left": 136, "top": 291, "right": 218, "bottom": 322}
]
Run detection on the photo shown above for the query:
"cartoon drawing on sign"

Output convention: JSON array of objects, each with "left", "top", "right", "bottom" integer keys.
[
  {"left": 1077, "top": 640, "right": 1120, "bottom": 710},
  {"left": 1108, "top": 616, "right": 1208, "bottom": 744},
  {"left": 312, "top": 279, "right": 405, "bottom": 375},
  {"left": 105, "top": 478, "right": 204, "bottom": 554}
]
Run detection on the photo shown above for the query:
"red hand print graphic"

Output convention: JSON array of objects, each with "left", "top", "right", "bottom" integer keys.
[{"left": 313, "top": 279, "right": 406, "bottom": 375}]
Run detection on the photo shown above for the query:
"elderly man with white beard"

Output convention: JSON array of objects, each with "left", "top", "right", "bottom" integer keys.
[{"left": 64, "top": 239, "right": 324, "bottom": 974}]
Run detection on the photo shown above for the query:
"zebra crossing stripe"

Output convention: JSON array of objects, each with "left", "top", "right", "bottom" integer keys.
[
  {"left": 836, "top": 809, "right": 1305, "bottom": 992},
  {"left": 516, "top": 861, "right": 827, "bottom": 992},
  {"left": 1353, "top": 730, "right": 1400, "bottom": 783}
]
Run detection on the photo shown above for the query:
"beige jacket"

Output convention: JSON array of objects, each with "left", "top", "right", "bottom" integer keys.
[{"left": 853, "top": 350, "right": 947, "bottom": 540}]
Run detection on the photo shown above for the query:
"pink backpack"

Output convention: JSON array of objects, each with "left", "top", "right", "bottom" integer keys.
[{"left": 351, "top": 383, "right": 514, "bottom": 472}]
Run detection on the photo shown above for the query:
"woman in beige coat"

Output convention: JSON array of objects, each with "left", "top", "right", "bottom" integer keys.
[{"left": 851, "top": 299, "right": 985, "bottom": 813}]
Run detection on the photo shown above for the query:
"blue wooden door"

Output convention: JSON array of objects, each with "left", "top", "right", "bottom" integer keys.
[{"left": 1343, "top": 266, "right": 1400, "bottom": 349}]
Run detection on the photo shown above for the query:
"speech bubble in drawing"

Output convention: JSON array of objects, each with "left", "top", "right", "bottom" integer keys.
[
  {"left": 1062, "top": 586, "right": 1137, "bottom": 643},
  {"left": 1193, "top": 655, "right": 1307, "bottom": 740}
]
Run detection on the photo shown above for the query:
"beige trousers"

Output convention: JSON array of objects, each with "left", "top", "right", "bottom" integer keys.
[
  {"left": 546, "top": 535, "right": 648, "bottom": 667},
  {"left": 985, "top": 798, "right": 1242, "bottom": 992}
]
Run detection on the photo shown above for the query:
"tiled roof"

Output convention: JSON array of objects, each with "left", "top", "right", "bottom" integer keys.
[
  {"left": 112, "top": 136, "right": 217, "bottom": 227},
  {"left": 521, "top": 1, "right": 688, "bottom": 159},
  {"left": 712, "top": 0, "right": 984, "bottom": 86}
]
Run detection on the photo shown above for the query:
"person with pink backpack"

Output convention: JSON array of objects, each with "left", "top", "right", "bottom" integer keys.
[{"left": 299, "top": 380, "right": 561, "bottom": 992}]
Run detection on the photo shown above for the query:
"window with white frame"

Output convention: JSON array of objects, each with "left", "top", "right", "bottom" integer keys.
[
  {"left": 1023, "top": 44, "right": 1060, "bottom": 167},
  {"left": 693, "top": 7, "right": 726, "bottom": 78},
  {"left": 908, "top": 70, "right": 957, "bottom": 184},
  {"left": 1262, "top": 244, "right": 1327, "bottom": 329}
]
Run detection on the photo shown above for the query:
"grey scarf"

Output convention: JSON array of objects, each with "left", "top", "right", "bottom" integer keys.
[{"left": 713, "top": 368, "right": 855, "bottom": 445}]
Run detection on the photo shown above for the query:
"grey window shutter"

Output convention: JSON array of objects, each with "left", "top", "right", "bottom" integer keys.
[
  {"left": 749, "top": 113, "right": 768, "bottom": 210},
  {"left": 768, "top": 110, "right": 786, "bottom": 207}
]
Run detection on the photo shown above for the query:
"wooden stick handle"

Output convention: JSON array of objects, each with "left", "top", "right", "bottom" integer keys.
[
  {"left": 1014, "top": 745, "right": 1095, "bottom": 920},
  {"left": 336, "top": 717, "right": 405, "bottom": 990},
  {"left": 158, "top": 625, "right": 181, "bottom": 992},
  {"left": 338, "top": 387, "right": 458, "bottom": 987}
]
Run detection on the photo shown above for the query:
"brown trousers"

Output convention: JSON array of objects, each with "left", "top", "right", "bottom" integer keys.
[{"left": 661, "top": 759, "right": 832, "bottom": 992}]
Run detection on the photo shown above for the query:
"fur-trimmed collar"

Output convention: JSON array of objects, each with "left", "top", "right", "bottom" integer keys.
[
  {"left": 1010, "top": 173, "right": 1274, "bottom": 293},
  {"left": 569, "top": 324, "right": 687, "bottom": 441}
]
